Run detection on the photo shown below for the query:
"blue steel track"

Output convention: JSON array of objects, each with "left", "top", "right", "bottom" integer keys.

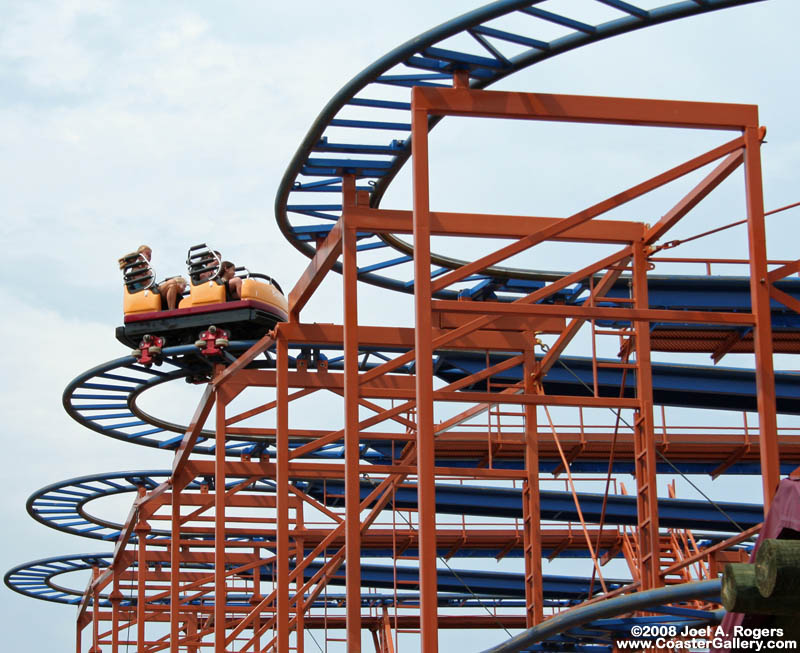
[
  {"left": 275, "top": 0, "right": 767, "bottom": 295},
  {"left": 7, "top": 1, "right": 795, "bottom": 651},
  {"left": 61, "top": 340, "right": 800, "bottom": 473},
  {"left": 22, "top": 471, "right": 762, "bottom": 546}
]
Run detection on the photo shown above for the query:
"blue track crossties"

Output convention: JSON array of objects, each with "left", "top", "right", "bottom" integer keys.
[
  {"left": 275, "top": 0, "right": 767, "bottom": 294},
  {"left": 60, "top": 343, "right": 800, "bottom": 474}
]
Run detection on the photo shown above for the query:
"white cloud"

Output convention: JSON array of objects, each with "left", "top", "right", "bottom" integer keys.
[{"left": 0, "top": 0, "right": 113, "bottom": 91}]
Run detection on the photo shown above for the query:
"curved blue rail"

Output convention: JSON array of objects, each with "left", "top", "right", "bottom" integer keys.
[
  {"left": 26, "top": 471, "right": 275, "bottom": 542},
  {"left": 275, "top": 0, "right": 765, "bottom": 295},
  {"left": 4, "top": 552, "right": 718, "bottom": 650},
  {"left": 62, "top": 341, "right": 409, "bottom": 456},
  {"left": 483, "top": 579, "right": 723, "bottom": 652},
  {"left": 5, "top": 553, "right": 114, "bottom": 606},
  {"left": 0, "top": 550, "right": 658, "bottom": 607},
  {"left": 4, "top": 551, "right": 626, "bottom": 605},
  {"left": 28, "top": 471, "right": 760, "bottom": 557},
  {"left": 62, "top": 342, "right": 800, "bottom": 474}
]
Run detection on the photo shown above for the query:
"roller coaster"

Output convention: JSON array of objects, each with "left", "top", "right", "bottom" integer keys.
[{"left": 6, "top": 1, "right": 800, "bottom": 651}]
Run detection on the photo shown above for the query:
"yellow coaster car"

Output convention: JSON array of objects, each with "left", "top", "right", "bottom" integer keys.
[
  {"left": 119, "top": 251, "right": 162, "bottom": 315},
  {"left": 116, "top": 244, "right": 288, "bottom": 349}
]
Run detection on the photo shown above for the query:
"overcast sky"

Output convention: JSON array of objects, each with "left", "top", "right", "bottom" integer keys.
[{"left": 2, "top": 1, "right": 799, "bottom": 650}]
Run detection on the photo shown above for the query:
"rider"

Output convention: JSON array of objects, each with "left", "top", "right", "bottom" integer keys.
[
  {"left": 128, "top": 245, "right": 187, "bottom": 310},
  {"left": 220, "top": 261, "right": 242, "bottom": 301}
]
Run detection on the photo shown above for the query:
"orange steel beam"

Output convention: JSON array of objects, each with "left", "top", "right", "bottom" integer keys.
[
  {"left": 286, "top": 484, "right": 344, "bottom": 524},
  {"left": 343, "top": 174, "right": 363, "bottom": 650},
  {"left": 152, "top": 528, "right": 622, "bottom": 551},
  {"left": 112, "top": 550, "right": 259, "bottom": 566},
  {"left": 632, "top": 241, "right": 661, "bottom": 591},
  {"left": 767, "top": 258, "right": 800, "bottom": 283},
  {"left": 225, "top": 386, "right": 319, "bottom": 427},
  {"left": 169, "top": 478, "right": 181, "bottom": 653},
  {"left": 214, "top": 385, "right": 229, "bottom": 653},
  {"left": 211, "top": 333, "right": 275, "bottom": 390},
  {"left": 711, "top": 329, "right": 748, "bottom": 365},
  {"left": 276, "top": 322, "right": 534, "bottom": 350},
  {"left": 431, "top": 391, "right": 641, "bottom": 409},
  {"left": 160, "top": 492, "right": 298, "bottom": 510},
  {"left": 135, "top": 488, "right": 150, "bottom": 650},
  {"left": 411, "top": 99, "right": 439, "bottom": 653},
  {"left": 90, "top": 567, "right": 100, "bottom": 653},
  {"left": 523, "top": 345, "right": 543, "bottom": 626},
  {"left": 432, "top": 301, "right": 756, "bottom": 326},
  {"left": 743, "top": 126, "right": 780, "bottom": 512},
  {"left": 89, "top": 611, "right": 533, "bottom": 630},
  {"left": 110, "top": 570, "right": 122, "bottom": 653},
  {"left": 276, "top": 333, "right": 291, "bottom": 652},
  {"left": 89, "top": 529, "right": 624, "bottom": 558},
  {"left": 289, "top": 217, "right": 343, "bottom": 321},
  {"left": 347, "top": 206, "right": 644, "bottom": 243},
  {"left": 769, "top": 284, "right": 800, "bottom": 315},
  {"left": 334, "top": 391, "right": 418, "bottom": 432},
  {"left": 413, "top": 87, "right": 757, "bottom": 130},
  {"left": 90, "top": 613, "right": 534, "bottom": 630},
  {"left": 430, "top": 433, "right": 800, "bottom": 463},
  {"left": 179, "top": 441, "right": 800, "bottom": 482},
  {"left": 229, "top": 368, "right": 419, "bottom": 393},
  {"left": 643, "top": 149, "right": 744, "bottom": 244},
  {"left": 172, "top": 383, "right": 217, "bottom": 482}
]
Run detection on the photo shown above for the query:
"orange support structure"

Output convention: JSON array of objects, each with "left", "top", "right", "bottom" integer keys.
[
  {"left": 67, "top": 90, "right": 781, "bottom": 648},
  {"left": 411, "top": 98, "right": 439, "bottom": 653},
  {"left": 17, "top": 76, "right": 792, "bottom": 653}
]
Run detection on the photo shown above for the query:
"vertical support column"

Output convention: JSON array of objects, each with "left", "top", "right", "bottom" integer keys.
[
  {"left": 250, "top": 545, "right": 262, "bottom": 653},
  {"left": 342, "top": 173, "right": 362, "bottom": 650},
  {"left": 170, "top": 483, "right": 182, "bottom": 653},
  {"left": 410, "top": 89, "right": 438, "bottom": 653},
  {"left": 276, "top": 334, "right": 291, "bottom": 652},
  {"left": 110, "top": 569, "right": 122, "bottom": 653},
  {"left": 295, "top": 503, "right": 306, "bottom": 653},
  {"left": 135, "top": 488, "right": 151, "bottom": 652},
  {"left": 89, "top": 566, "right": 101, "bottom": 653},
  {"left": 744, "top": 125, "right": 779, "bottom": 512},
  {"left": 632, "top": 241, "right": 661, "bottom": 591},
  {"left": 522, "top": 343, "right": 543, "bottom": 626},
  {"left": 214, "top": 381, "right": 228, "bottom": 653}
]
